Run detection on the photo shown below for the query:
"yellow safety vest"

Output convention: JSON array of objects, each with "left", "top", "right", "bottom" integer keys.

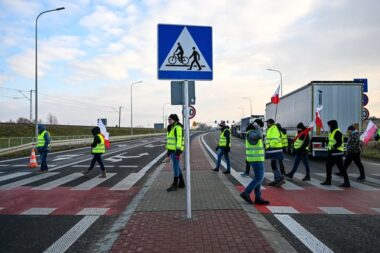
[
  {"left": 294, "top": 137, "right": 309, "bottom": 150},
  {"left": 281, "top": 132, "right": 288, "bottom": 148},
  {"left": 166, "top": 124, "right": 184, "bottom": 151},
  {"left": 218, "top": 129, "right": 231, "bottom": 147},
  {"left": 328, "top": 128, "right": 344, "bottom": 152},
  {"left": 265, "top": 125, "right": 282, "bottom": 149},
  {"left": 92, "top": 134, "right": 105, "bottom": 153},
  {"left": 37, "top": 130, "right": 50, "bottom": 147},
  {"left": 245, "top": 130, "right": 265, "bottom": 162}
]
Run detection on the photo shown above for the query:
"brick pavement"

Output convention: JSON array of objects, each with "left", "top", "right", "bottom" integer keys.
[{"left": 111, "top": 135, "right": 276, "bottom": 253}]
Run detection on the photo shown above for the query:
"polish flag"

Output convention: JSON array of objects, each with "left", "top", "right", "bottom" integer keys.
[
  {"left": 271, "top": 85, "right": 280, "bottom": 104},
  {"left": 315, "top": 106, "right": 323, "bottom": 129},
  {"left": 98, "top": 119, "right": 110, "bottom": 148},
  {"left": 360, "top": 120, "right": 378, "bottom": 144},
  {"left": 293, "top": 121, "right": 314, "bottom": 142}
]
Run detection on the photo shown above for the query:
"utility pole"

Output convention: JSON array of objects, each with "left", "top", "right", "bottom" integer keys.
[{"left": 118, "top": 106, "right": 122, "bottom": 128}]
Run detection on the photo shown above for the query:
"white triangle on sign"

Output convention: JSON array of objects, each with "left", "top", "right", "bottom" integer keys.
[{"left": 159, "top": 27, "right": 211, "bottom": 72}]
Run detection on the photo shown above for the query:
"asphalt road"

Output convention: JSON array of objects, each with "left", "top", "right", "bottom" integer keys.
[{"left": 202, "top": 131, "right": 380, "bottom": 253}]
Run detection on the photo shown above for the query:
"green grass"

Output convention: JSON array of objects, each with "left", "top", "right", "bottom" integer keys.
[{"left": 362, "top": 141, "right": 380, "bottom": 159}]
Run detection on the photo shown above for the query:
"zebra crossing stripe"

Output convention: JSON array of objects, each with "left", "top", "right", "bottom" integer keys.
[
  {"left": 76, "top": 208, "right": 109, "bottom": 215},
  {"left": 315, "top": 173, "right": 379, "bottom": 191},
  {"left": 0, "top": 172, "right": 31, "bottom": 183},
  {"left": 267, "top": 206, "right": 300, "bottom": 214},
  {"left": 33, "top": 173, "right": 83, "bottom": 190},
  {"left": 71, "top": 173, "right": 116, "bottom": 190},
  {"left": 349, "top": 173, "right": 380, "bottom": 185},
  {"left": 294, "top": 173, "right": 342, "bottom": 191},
  {"left": 371, "top": 208, "right": 380, "bottom": 213},
  {"left": 265, "top": 173, "right": 303, "bottom": 190},
  {"left": 119, "top": 165, "right": 138, "bottom": 168},
  {"left": 0, "top": 207, "right": 3, "bottom": 211},
  {"left": 274, "top": 214, "right": 334, "bottom": 253},
  {"left": 72, "top": 165, "right": 115, "bottom": 168},
  {"left": 0, "top": 165, "right": 8, "bottom": 167},
  {"left": 21, "top": 208, "right": 57, "bottom": 215},
  {"left": 0, "top": 172, "right": 59, "bottom": 190},
  {"left": 318, "top": 207, "right": 355, "bottom": 214}
]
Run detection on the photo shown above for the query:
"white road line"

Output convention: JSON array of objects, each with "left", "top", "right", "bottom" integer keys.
[
  {"left": 315, "top": 173, "right": 379, "bottom": 191},
  {"left": 33, "top": 173, "right": 83, "bottom": 190},
  {"left": 275, "top": 214, "right": 334, "bottom": 253},
  {"left": 110, "top": 151, "right": 166, "bottom": 191},
  {"left": 119, "top": 165, "right": 138, "bottom": 168},
  {"left": 371, "top": 208, "right": 380, "bottom": 213},
  {"left": 200, "top": 135, "right": 266, "bottom": 189},
  {"left": 76, "top": 208, "right": 109, "bottom": 216},
  {"left": 0, "top": 165, "right": 9, "bottom": 167},
  {"left": 364, "top": 162, "right": 380, "bottom": 167},
  {"left": 13, "top": 165, "right": 28, "bottom": 167},
  {"left": 71, "top": 173, "right": 116, "bottom": 190},
  {"left": 294, "top": 173, "right": 342, "bottom": 191},
  {"left": 318, "top": 207, "right": 355, "bottom": 214},
  {"left": 43, "top": 216, "right": 100, "bottom": 253},
  {"left": 0, "top": 172, "right": 31, "bottom": 182},
  {"left": 0, "top": 172, "right": 59, "bottom": 190},
  {"left": 71, "top": 165, "right": 114, "bottom": 168},
  {"left": 0, "top": 207, "right": 4, "bottom": 211},
  {"left": 267, "top": 206, "right": 300, "bottom": 214},
  {"left": 265, "top": 173, "right": 303, "bottom": 190},
  {"left": 21, "top": 208, "right": 57, "bottom": 215},
  {"left": 349, "top": 173, "right": 380, "bottom": 185}
]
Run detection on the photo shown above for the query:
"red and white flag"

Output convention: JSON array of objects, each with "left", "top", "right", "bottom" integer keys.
[
  {"left": 360, "top": 120, "right": 378, "bottom": 145},
  {"left": 315, "top": 106, "right": 323, "bottom": 129},
  {"left": 98, "top": 119, "right": 110, "bottom": 148},
  {"left": 293, "top": 121, "right": 314, "bottom": 142},
  {"left": 271, "top": 85, "right": 280, "bottom": 104}
]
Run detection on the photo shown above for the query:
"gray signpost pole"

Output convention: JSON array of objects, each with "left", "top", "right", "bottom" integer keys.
[{"left": 184, "top": 80, "right": 191, "bottom": 219}]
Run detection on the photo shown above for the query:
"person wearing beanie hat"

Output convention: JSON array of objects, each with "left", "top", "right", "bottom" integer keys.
[
  {"left": 212, "top": 120, "right": 231, "bottom": 174},
  {"left": 342, "top": 124, "right": 365, "bottom": 180},
  {"left": 166, "top": 113, "right": 185, "bottom": 191},
  {"left": 82, "top": 126, "right": 107, "bottom": 178},
  {"left": 320, "top": 120, "right": 350, "bottom": 187},
  {"left": 285, "top": 122, "right": 311, "bottom": 181},
  {"left": 36, "top": 124, "right": 51, "bottom": 173}
]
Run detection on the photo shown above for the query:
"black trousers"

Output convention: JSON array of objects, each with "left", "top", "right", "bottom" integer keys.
[
  {"left": 88, "top": 153, "right": 106, "bottom": 171},
  {"left": 344, "top": 152, "right": 365, "bottom": 177},
  {"left": 325, "top": 155, "right": 349, "bottom": 183}
]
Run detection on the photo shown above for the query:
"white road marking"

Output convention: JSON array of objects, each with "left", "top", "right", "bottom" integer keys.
[
  {"left": 13, "top": 164, "right": 57, "bottom": 167},
  {"left": 0, "top": 164, "right": 9, "bottom": 167},
  {"left": 265, "top": 173, "right": 304, "bottom": 190},
  {"left": 53, "top": 154, "right": 81, "bottom": 161},
  {"left": 267, "top": 206, "right": 300, "bottom": 214},
  {"left": 315, "top": 173, "right": 379, "bottom": 191},
  {"left": 275, "top": 214, "right": 334, "bottom": 253},
  {"left": 0, "top": 207, "right": 4, "bottom": 211},
  {"left": 43, "top": 216, "right": 100, "bottom": 253},
  {"left": 0, "top": 172, "right": 31, "bottom": 182},
  {"left": 318, "top": 207, "right": 355, "bottom": 214},
  {"left": 71, "top": 165, "right": 114, "bottom": 168},
  {"left": 364, "top": 161, "right": 380, "bottom": 167},
  {"left": 119, "top": 165, "right": 138, "bottom": 168},
  {"left": 76, "top": 208, "right": 109, "bottom": 216},
  {"left": 71, "top": 173, "right": 116, "bottom": 190},
  {"left": 294, "top": 173, "right": 343, "bottom": 191},
  {"left": 371, "top": 208, "right": 380, "bottom": 213},
  {"left": 0, "top": 172, "right": 59, "bottom": 190},
  {"left": 349, "top": 173, "right": 380, "bottom": 185},
  {"left": 110, "top": 151, "right": 166, "bottom": 190},
  {"left": 21, "top": 208, "right": 56, "bottom": 215},
  {"left": 33, "top": 173, "right": 83, "bottom": 190}
]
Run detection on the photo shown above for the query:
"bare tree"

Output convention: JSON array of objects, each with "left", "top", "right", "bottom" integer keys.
[
  {"left": 47, "top": 113, "right": 58, "bottom": 125},
  {"left": 16, "top": 117, "right": 31, "bottom": 123}
]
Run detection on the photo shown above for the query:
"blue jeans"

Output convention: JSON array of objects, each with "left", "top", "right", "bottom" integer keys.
[
  {"left": 170, "top": 153, "right": 182, "bottom": 177},
  {"left": 244, "top": 162, "right": 264, "bottom": 199},
  {"left": 289, "top": 153, "right": 310, "bottom": 177},
  {"left": 38, "top": 150, "right": 48, "bottom": 171},
  {"left": 215, "top": 148, "right": 230, "bottom": 172},
  {"left": 269, "top": 151, "right": 284, "bottom": 182}
]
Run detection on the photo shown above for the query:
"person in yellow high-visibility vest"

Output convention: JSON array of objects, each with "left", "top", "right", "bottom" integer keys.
[
  {"left": 212, "top": 121, "right": 231, "bottom": 174},
  {"left": 166, "top": 114, "right": 185, "bottom": 192},
  {"left": 320, "top": 120, "right": 350, "bottom": 187},
  {"left": 82, "top": 127, "right": 107, "bottom": 178},
  {"left": 276, "top": 123, "right": 288, "bottom": 175},
  {"left": 36, "top": 124, "right": 51, "bottom": 173}
]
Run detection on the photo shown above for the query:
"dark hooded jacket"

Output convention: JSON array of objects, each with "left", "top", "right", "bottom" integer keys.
[
  {"left": 37, "top": 124, "right": 50, "bottom": 152},
  {"left": 327, "top": 120, "right": 343, "bottom": 154},
  {"left": 166, "top": 120, "right": 184, "bottom": 154},
  {"left": 91, "top": 127, "right": 102, "bottom": 149},
  {"left": 295, "top": 122, "right": 310, "bottom": 154},
  {"left": 219, "top": 125, "right": 231, "bottom": 149}
]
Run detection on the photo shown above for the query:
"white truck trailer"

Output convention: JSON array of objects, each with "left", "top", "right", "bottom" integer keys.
[{"left": 265, "top": 81, "right": 363, "bottom": 157}]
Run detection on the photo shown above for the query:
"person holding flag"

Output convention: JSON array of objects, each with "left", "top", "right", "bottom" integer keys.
[{"left": 83, "top": 126, "right": 107, "bottom": 178}]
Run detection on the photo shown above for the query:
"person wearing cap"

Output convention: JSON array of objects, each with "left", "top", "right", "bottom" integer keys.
[
  {"left": 212, "top": 121, "right": 231, "bottom": 174},
  {"left": 321, "top": 120, "right": 350, "bottom": 187},
  {"left": 340, "top": 125, "right": 365, "bottom": 180},
  {"left": 82, "top": 126, "right": 107, "bottom": 178},
  {"left": 285, "top": 122, "right": 311, "bottom": 181},
  {"left": 240, "top": 119, "right": 270, "bottom": 205},
  {"left": 276, "top": 123, "right": 288, "bottom": 175},
  {"left": 36, "top": 124, "right": 51, "bottom": 173},
  {"left": 166, "top": 114, "right": 185, "bottom": 191},
  {"left": 265, "top": 118, "right": 286, "bottom": 186}
]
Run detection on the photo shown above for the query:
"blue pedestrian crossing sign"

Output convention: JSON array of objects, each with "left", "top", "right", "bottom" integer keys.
[{"left": 158, "top": 24, "right": 213, "bottom": 80}]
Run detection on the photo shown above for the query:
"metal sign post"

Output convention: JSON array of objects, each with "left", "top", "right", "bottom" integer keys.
[{"left": 183, "top": 80, "right": 191, "bottom": 219}]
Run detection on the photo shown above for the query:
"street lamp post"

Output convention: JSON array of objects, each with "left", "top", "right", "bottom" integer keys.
[
  {"left": 35, "top": 7, "right": 65, "bottom": 142},
  {"left": 130, "top": 80, "right": 142, "bottom": 135},
  {"left": 162, "top": 102, "right": 170, "bottom": 128},
  {"left": 267, "top": 68, "right": 283, "bottom": 96},
  {"left": 243, "top": 97, "right": 252, "bottom": 116}
]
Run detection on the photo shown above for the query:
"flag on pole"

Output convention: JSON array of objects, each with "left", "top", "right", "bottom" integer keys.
[
  {"left": 315, "top": 106, "right": 323, "bottom": 129},
  {"left": 98, "top": 119, "right": 110, "bottom": 148},
  {"left": 293, "top": 121, "right": 314, "bottom": 142},
  {"left": 360, "top": 120, "right": 378, "bottom": 144},
  {"left": 271, "top": 85, "right": 280, "bottom": 104}
]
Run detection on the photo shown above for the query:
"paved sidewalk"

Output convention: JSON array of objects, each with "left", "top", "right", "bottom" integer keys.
[{"left": 110, "top": 135, "right": 290, "bottom": 253}]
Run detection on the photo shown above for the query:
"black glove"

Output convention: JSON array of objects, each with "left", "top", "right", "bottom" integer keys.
[
  {"left": 226, "top": 147, "right": 230, "bottom": 153},
  {"left": 215, "top": 146, "right": 219, "bottom": 151},
  {"left": 175, "top": 149, "right": 182, "bottom": 155}
]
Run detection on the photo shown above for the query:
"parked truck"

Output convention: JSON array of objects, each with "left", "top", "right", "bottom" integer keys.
[
  {"left": 265, "top": 81, "right": 363, "bottom": 157},
  {"left": 235, "top": 115, "right": 265, "bottom": 139}
]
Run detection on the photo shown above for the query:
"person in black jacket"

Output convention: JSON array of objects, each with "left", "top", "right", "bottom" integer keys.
[
  {"left": 321, "top": 120, "right": 350, "bottom": 187},
  {"left": 212, "top": 121, "right": 231, "bottom": 174},
  {"left": 82, "top": 127, "right": 107, "bottom": 178},
  {"left": 285, "top": 122, "right": 311, "bottom": 181}
]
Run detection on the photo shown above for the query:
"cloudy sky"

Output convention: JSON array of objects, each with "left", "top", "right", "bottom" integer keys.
[{"left": 0, "top": 0, "right": 379, "bottom": 127}]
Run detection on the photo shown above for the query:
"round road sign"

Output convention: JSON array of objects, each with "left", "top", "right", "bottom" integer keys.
[
  {"left": 362, "top": 94, "right": 369, "bottom": 106},
  {"left": 362, "top": 107, "right": 369, "bottom": 120},
  {"left": 189, "top": 106, "right": 196, "bottom": 119}
]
